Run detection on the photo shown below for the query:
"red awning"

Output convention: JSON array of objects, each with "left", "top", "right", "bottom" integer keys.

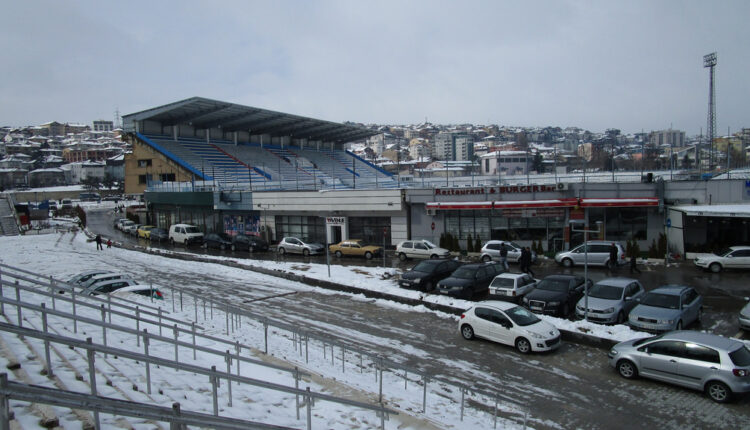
[
  {"left": 579, "top": 198, "right": 659, "bottom": 207},
  {"left": 492, "top": 198, "right": 579, "bottom": 209}
]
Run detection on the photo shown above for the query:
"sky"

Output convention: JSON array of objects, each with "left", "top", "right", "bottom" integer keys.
[{"left": 2, "top": 1, "right": 749, "bottom": 136}]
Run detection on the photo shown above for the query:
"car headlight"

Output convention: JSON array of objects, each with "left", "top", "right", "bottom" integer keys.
[
  {"left": 547, "top": 301, "right": 560, "bottom": 307},
  {"left": 522, "top": 297, "right": 529, "bottom": 304},
  {"left": 658, "top": 319, "right": 674, "bottom": 325},
  {"left": 609, "top": 348, "right": 618, "bottom": 356},
  {"left": 603, "top": 307, "right": 615, "bottom": 313},
  {"left": 412, "top": 278, "right": 421, "bottom": 283},
  {"left": 528, "top": 331, "right": 545, "bottom": 339},
  {"left": 576, "top": 304, "right": 584, "bottom": 311}
]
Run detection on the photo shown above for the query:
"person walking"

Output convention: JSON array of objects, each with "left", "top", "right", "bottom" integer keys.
[
  {"left": 523, "top": 247, "right": 535, "bottom": 276},
  {"left": 609, "top": 243, "right": 618, "bottom": 270},
  {"left": 499, "top": 242, "right": 509, "bottom": 271},
  {"left": 106, "top": 238, "right": 112, "bottom": 248},
  {"left": 95, "top": 234, "right": 103, "bottom": 251},
  {"left": 630, "top": 254, "right": 641, "bottom": 274}
]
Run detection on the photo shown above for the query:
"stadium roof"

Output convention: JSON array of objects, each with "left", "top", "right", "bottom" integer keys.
[{"left": 122, "top": 97, "right": 378, "bottom": 144}]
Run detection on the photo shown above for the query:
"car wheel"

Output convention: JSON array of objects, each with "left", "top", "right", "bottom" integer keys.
[
  {"left": 231, "top": 244, "right": 236, "bottom": 251},
  {"left": 170, "top": 239, "right": 175, "bottom": 246},
  {"left": 303, "top": 248, "right": 310, "bottom": 257},
  {"left": 706, "top": 381, "right": 732, "bottom": 403},
  {"left": 616, "top": 311, "right": 625, "bottom": 324},
  {"left": 562, "top": 302, "right": 571, "bottom": 318},
  {"left": 398, "top": 253, "right": 407, "bottom": 261},
  {"left": 430, "top": 254, "right": 439, "bottom": 259},
  {"left": 423, "top": 281, "right": 433, "bottom": 292},
  {"left": 335, "top": 250, "right": 343, "bottom": 258},
  {"left": 365, "top": 251, "right": 373, "bottom": 260},
  {"left": 676, "top": 320, "right": 682, "bottom": 330},
  {"left": 515, "top": 337, "right": 531, "bottom": 354},
  {"left": 202, "top": 242, "right": 208, "bottom": 249},
  {"left": 278, "top": 247, "right": 286, "bottom": 255},
  {"left": 617, "top": 360, "right": 638, "bottom": 379},
  {"left": 481, "top": 255, "right": 491, "bottom": 263},
  {"left": 460, "top": 324, "right": 474, "bottom": 340},
  {"left": 184, "top": 239, "right": 189, "bottom": 246},
  {"left": 562, "top": 258, "right": 573, "bottom": 268},
  {"left": 249, "top": 246, "right": 255, "bottom": 253},
  {"left": 709, "top": 263, "right": 722, "bottom": 273}
]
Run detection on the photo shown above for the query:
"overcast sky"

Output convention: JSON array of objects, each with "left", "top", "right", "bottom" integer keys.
[{"left": 2, "top": 1, "right": 748, "bottom": 136}]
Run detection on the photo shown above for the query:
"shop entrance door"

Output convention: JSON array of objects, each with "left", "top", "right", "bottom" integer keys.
[{"left": 330, "top": 226, "right": 342, "bottom": 244}]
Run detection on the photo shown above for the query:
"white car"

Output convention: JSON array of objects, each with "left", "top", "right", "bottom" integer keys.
[
  {"left": 488, "top": 273, "right": 538, "bottom": 302},
  {"left": 395, "top": 239, "right": 451, "bottom": 261},
  {"left": 458, "top": 301, "right": 561, "bottom": 354},
  {"left": 694, "top": 246, "right": 750, "bottom": 273},
  {"left": 168, "top": 224, "right": 204, "bottom": 246}
]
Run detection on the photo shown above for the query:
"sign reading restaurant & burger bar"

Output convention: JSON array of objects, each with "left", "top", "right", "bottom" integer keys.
[{"left": 434, "top": 184, "right": 561, "bottom": 196}]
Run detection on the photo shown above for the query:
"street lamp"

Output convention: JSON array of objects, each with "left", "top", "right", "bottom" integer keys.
[{"left": 571, "top": 220, "right": 603, "bottom": 322}]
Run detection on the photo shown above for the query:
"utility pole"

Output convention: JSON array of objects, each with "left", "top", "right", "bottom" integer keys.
[{"left": 704, "top": 52, "right": 717, "bottom": 172}]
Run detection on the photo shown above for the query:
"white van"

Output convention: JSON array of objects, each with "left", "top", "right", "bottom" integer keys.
[{"left": 169, "top": 224, "right": 204, "bottom": 246}]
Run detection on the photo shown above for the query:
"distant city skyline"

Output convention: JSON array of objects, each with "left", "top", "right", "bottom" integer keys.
[{"left": 2, "top": 1, "right": 748, "bottom": 136}]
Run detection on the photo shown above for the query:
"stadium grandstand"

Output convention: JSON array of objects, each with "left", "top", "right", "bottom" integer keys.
[{"left": 122, "top": 97, "right": 396, "bottom": 194}]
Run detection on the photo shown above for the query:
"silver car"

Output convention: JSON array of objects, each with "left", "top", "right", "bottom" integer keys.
[
  {"left": 555, "top": 241, "right": 625, "bottom": 268},
  {"left": 628, "top": 285, "right": 703, "bottom": 333},
  {"left": 277, "top": 237, "right": 325, "bottom": 256},
  {"left": 575, "top": 277, "right": 644, "bottom": 324},
  {"left": 608, "top": 331, "right": 750, "bottom": 403},
  {"left": 480, "top": 240, "right": 536, "bottom": 264}
]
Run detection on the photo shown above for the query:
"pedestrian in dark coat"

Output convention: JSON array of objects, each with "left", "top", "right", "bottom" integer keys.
[
  {"left": 609, "top": 243, "right": 618, "bottom": 269},
  {"left": 95, "top": 234, "right": 103, "bottom": 250},
  {"left": 499, "top": 243, "right": 509, "bottom": 270},
  {"left": 630, "top": 254, "right": 641, "bottom": 274}
]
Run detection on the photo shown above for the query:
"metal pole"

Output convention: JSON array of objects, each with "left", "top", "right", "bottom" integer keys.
[
  {"left": 41, "top": 303, "right": 52, "bottom": 377},
  {"left": 225, "top": 350, "right": 232, "bottom": 407},
  {"left": 295, "top": 367, "right": 300, "bottom": 420},
  {"left": 263, "top": 319, "right": 269, "bottom": 354},
  {"left": 143, "top": 329, "right": 151, "bottom": 394},
  {"left": 14, "top": 281, "right": 21, "bottom": 328},
  {"left": 460, "top": 387, "right": 465, "bottom": 421},
  {"left": 211, "top": 366, "right": 219, "bottom": 416},
  {"left": 422, "top": 376, "right": 428, "bottom": 413},
  {"left": 158, "top": 308, "right": 163, "bottom": 337},
  {"left": 71, "top": 288, "right": 77, "bottom": 333},
  {"left": 173, "top": 324, "right": 179, "bottom": 365},
  {"left": 191, "top": 322, "right": 197, "bottom": 360},
  {"left": 86, "top": 338, "right": 100, "bottom": 430},
  {"left": 100, "top": 305, "right": 107, "bottom": 355},
  {"left": 306, "top": 387, "right": 312, "bottom": 430},
  {"left": 0, "top": 374, "right": 10, "bottom": 430},
  {"left": 136, "top": 307, "right": 140, "bottom": 347}
]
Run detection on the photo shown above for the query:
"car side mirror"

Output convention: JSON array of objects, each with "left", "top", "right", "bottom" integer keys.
[{"left": 625, "top": 296, "right": 632, "bottom": 301}]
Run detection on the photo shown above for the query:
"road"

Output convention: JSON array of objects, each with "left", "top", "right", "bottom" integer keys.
[{"left": 89, "top": 209, "right": 750, "bottom": 429}]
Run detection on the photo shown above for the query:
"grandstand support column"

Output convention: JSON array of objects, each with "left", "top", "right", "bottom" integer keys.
[
  {"left": 233, "top": 132, "right": 238, "bottom": 145},
  {"left": 206, "top": 130, "right": 210, "bottom": 144}
]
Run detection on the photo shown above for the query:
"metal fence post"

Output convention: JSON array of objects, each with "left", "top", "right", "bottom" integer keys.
[
  {"left": 0, "top": 373, "right": 10, "bottom": 430},
  {"left": 191, "top": 322, "right": 196, "bottom": 360},
  {"left": 71, "top": 288, "right": 77, "bottom": 333},
  {"left": 173, "top": 324, "right": 179, "bottom": 366},
  {"left": 179, "top": 290, "right": 183, "bottom": 311},
  {"left": 48, "top": 276, "right": 56, "bottom": 311},
  {"left": 235, "top": 341, "right": 241, "bottom": 377},
  {"left": 194, "top": 294, "right": 198, "bottom": 322},
  {"left": 225, "top": 304, "right": 229, "bottom": 335},
  {"left": 225, "top": 350, "right": 232, "bottom": 407},
  {"left": 86, "top": 338, "right": 100, "bottom": 429},
  {"left": 494, "top": 395, "right": 498, "bottom": 429},
  {"left": 100, "top": 305, "right": 107, "bottom": 356},
  {"left": 14, "top": 281, "right": 21, "bottom": 328},
  {"left": 342, "top": 347, "right": 345, "bottom": 373},
  {"left": 107, "top": 295, "right": 112, "bottom": 324},
  {"left": 210, "top": 366, "right": 219, "bottom": 416},
  {"left": 203, "top": 298, "right": 206, "bottom": 320},
  {"left": 294, "top": 367, "right": 300, "bottom": 420},
  {"left": 143, "top": 329, "right": 151, "bottom": 395},
  {"left": 378, "top": 356, "right": 383, "bottom": 403},
  {"left": 305, "top": 333, "right": 309, "bottom": 364},
  {"left": 40, "top": 303, "right": 53, "bottom": 377},
  {"left": 158, "top": 308, "right": 163, "bottom": 337},
  {"left": 460, "top": 388, "right": 465, "bottom": 421},
  {"left": 171, "top": 286, "right": 175, "bottom": 313},
  {"left": 423, "top": 376, "right": 428, "bottom": 413},
  {"left": 135, "top": 306, "right": 140, "bottom": 347},
  {"left": 170, "top": 402, "right": 183, "bottom": 430},
  {"left": 306, "top": 387, "right": 312, "bottom": 430},
  {"left": 380, "top": 403, "right": 385, "bottom": 430},
  {"left": 263, "top": 318, "right": 268, "bottom": 354}
]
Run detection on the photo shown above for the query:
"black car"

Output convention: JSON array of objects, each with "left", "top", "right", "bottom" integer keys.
[
  {"left": 203, "top": 233, "right": 233, "bottom": 250},
  {"left": 149, "top": 228, "right": 169, "bottom": 243},
  {"left": 231, "top": 234, "right": 269, "bottom": 252},
  {"left": 522, "top": 274, "right": 592, "bottom": 317},
  {"left": 436, "top": 262, "right": 503, "bottom": 300},
  {"left": 399, "top": 259, "right": 462, "bottom": 292}
]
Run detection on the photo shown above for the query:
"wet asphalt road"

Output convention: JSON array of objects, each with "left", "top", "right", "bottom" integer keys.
[{"left": 90, "top": 209, "right": 750, "bottom": 429}]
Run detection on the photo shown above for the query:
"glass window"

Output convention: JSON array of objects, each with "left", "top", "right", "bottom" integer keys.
[
  {"left": 729, "top": 346, "right": 750, "bottom": 366},
  {"left": 684, "top": 343, "right": 720, "bottom": 363},
  {"left": 645, "top": 341, "right": 685, "bottom": 357}
]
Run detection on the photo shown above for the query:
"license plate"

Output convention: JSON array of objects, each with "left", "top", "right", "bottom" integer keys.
[
  {"left": 399, "top": 281, "right": 411, "bottom": 287},
  {"left": 530, "top": 306, "right": 543, "bottom": 311}
]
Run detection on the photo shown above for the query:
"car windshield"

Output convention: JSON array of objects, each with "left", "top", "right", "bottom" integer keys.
[
  {"left": 217, "top": 233, "right": 231, "bottom": 240},
  {"left": 424, "top": 240, "right": 438, "bottom": 249},
  {"left": 537, "top": 279, "right": 569, "bottom": 292},
  {"left": 508, "top": 242, "right": 522, "bottom": 250},
  {"left": 505, "top": 306, "right": 540, "bottom": 326},
  {"left": 729, "top": 345, "right": 750, "bottom": 366},
  {"left": 184, "top": 227, "right": 201, "bottom": 233},
  {"left": 589, "top": 284, "right": 624, "bottom": 300},
  {"left": 641, "top": 293, "right": 680, "bottom": 309},
  {"left": 490, "top": 277, "right": 515, "bottom": 287},
  {"left": 632, "top": 334, "right": 663, "bottom": 347},
  {"left": 451, "top": 267, "right": 476, "bottom": 279},
  {"left": 412, "top": 260, "right": 441, "bottom": 273},
  {"left": 716, "top": 247, "right": 732, "bottom": 257}
]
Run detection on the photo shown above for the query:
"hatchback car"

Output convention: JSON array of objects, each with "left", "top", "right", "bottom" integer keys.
[
  {"left": 522, "top": 274, "right": 591, "bottom": 317},
  {"left": 480, "top": 240, "right": 537, "bottom": 264},
  {"left": 231, "top": 234, "right": 269, "bottom": 252},
  {"left": 459, "top": 301, "right": 561, "bottom": 354},
  {"left": 149, "top": 228, "right": 169, "bottom": 243},
  {"left": 68, "top": 270, "right": 111, "bottom": 287},
  {"left": 608, "top": 331, "right": 750, "bottom": 403},
  {"left": 575, "top": 277, "right": 644, "bottom": 324},
  {"left": 488, "top": 273, "right": 537, "bottom": 302},
  {"left": 203, "top": 233, "right": 233, "bottom": 250},
  {"left": 82, "top": 278, "right": 141, "bottom": 296},
  {"left": 555, "top": 241, "right": 626, "bottom": 268},
  {"left": 329, "top": 239, "right": 383, "bottom": 259},
  {"left": 694, "top": 246, "right": 750, "bottom": 273},
  {"left": 80, "top": 273, "right": 135, "bottom": 291},
  {"left": 436, "top": 262, "right": 501, "bottom": 300},
  {"left": 398, "top": 258, "right": 462, "bottom": 292},
  {"left": 119, "top": 220, "right": 135, "bottom": 233},
  {"left": 628, "top": 285, "right": 703, "bottom": 333},
  {"left": 395, "top": 240, "right": 451, "bottom": 261},
  {"left": 137, "top": 225, "right": 155, "bottom": 239},
  {"left": 110, "top": 284, "right": 164, "bottom": 300},
  {"left": 277, "top": 237, "right": 325, "bottom": 256}
]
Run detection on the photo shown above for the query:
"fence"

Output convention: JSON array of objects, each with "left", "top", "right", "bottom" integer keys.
[{"left": 0, "top": 262, "right": 530, "bottom": 428}]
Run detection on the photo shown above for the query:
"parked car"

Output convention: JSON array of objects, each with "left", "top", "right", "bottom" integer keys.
[
  {"left": 137, "top": 225, "right": 155, "bottom": 239},
  {"left": 522, "top": 274, "right": 591, "bottom": 317},
  {"left": 608, "top": 331, "right": 750, "bottom": 403},
  {"left": 169, "top": 224, "right": 204, "bottom": 246},
  {"left": 110, "top": 284, "right": 164, "bottom": 300},
  {"left": 119, "top": 220, "right": 135, "bottom": 233},
  {"left": 113, "top": 218, "right": 128, "bottom": 229},
  {"left": 82, "top": 278, "right": 140, "bottom": 296},
  {"left": 694, "top": 246, "right": 750, "bottom": 273},
  {"left": 575, "top": 277, "right": 645, "bottom": 324},
  {"left": 395, "top": 239, "right": 451, "bottom": 261},
  {"left": 435, "top": 262, "right": 501, "bottom": 300},
  {"left": 398, "top": 258, "right": 463, "bottom": 292},
  {"left": 480, "top": 240, "right": 537, "bottom": 264},
  {"left": 79, "top": 273, "right": 135, "bottom": 291},
  {"left": 149, "top": 228, "right": 169, "bottom": 243},
  {"left": 628, "top": 285, "right": 703, "bottom": 333},
  {"left": 203, "top": 233, "right": 233, "bottom": 250},
  {"left": 459, "top": 301, "right": 561, "bottom": 354},
  {"left": 277, "top": 237, "right": 324, "bottom": 256},
  {"left": 68, "top": 270, "right": 111, "bottom": 287},
  {"left": 555, "top": 241, "right": 626, "bottom": 268},
  {"left": 231, "top": 234, "right": 269, "bottom": 252},
  {"left": 488, "top": 272, "right": 538, "bottom": 302},
  {"left": 128, "top": 224, "right": 143, "bottom": 236},
  {"left": 329, "top": 239, "right": 383, "bottom": 259},
  {"left": 740, "top": 302, "right": 750, "bottom": 331}
]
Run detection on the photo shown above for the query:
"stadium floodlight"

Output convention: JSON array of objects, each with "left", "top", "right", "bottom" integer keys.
[{"left": 703, "top": 52, "right": 717, "bottom": 67}]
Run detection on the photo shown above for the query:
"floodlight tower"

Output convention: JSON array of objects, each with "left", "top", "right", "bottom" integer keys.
[{"left": 704, "top": 52, "right": 717, "bottom": 171}]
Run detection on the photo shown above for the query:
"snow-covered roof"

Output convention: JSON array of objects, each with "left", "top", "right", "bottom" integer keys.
[{"left": 671, "top": 204, "right": 750, "bottom": 217}]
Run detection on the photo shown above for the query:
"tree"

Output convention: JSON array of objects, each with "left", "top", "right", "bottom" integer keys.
[
  {"left": 102, "top": 173, "right": 116, "bottom": 190},
  {"left": 532, "top": 151, "right": 544, "bottom": 173},
  {"left": 81, "top": 176, "right": 101, "bottom": 191}
]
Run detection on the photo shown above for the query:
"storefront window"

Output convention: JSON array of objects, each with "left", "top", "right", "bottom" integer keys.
[
  {"left": 275, "top": 216, "right": 325, "bottom": 243},
  {"left": 349, "top": 217, "right": 390, "bottom": 245},
  {"left": 604, "top": 207, "right": 647, "bottom": 241}
]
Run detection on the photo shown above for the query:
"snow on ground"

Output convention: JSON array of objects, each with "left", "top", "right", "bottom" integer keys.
[{"left": 0, "top": 232, "right": 539, "bottom": 429}]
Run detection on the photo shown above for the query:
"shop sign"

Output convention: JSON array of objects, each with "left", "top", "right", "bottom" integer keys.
[
  {"left": 325, "top": 216, "right": 347, "bottom": 226},
  {"left": 434, "top": 184, "right": 563, "bottom": 196},
  {"left": 500, "top": 208, "right": 565, "bottom": 218}
]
